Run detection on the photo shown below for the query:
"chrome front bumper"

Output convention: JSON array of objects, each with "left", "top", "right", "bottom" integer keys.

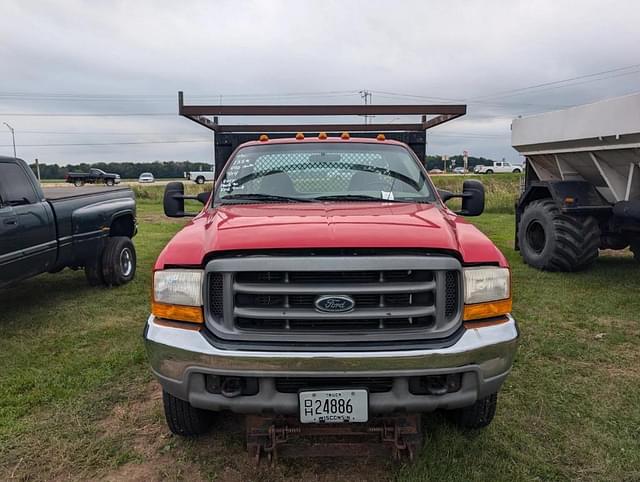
[{"left": 144, "top": 314, "right": 519, "bottom": 414}]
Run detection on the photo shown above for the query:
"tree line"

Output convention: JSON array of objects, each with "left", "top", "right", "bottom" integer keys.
[{"left": 28, "top": 156, "right": 496, "bottom": 179}]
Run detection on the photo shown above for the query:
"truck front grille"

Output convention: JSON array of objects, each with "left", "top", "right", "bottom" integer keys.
[{"left": 205, "top": 254, "right": 462, "bottom": 344}]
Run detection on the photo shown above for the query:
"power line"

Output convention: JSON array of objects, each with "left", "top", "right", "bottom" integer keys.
[
  {"left": 0, "top": 139, "right": 211, "bottom": 147},
  {"left": 476, "top": 62, "right": 640, "bottom": 100},
  {"left": 0, "top": 112, "right": 176, "bottom": 117}
]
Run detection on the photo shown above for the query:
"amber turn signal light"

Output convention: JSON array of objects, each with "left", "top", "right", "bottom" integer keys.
[
  {"left": 463, "top": 298, "right": 512, "bottom": 322},
  {"left": 151, "top": 301, "right": 204, "bottom": 324}
]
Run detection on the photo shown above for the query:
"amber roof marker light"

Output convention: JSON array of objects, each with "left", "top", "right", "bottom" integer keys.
[
  {"left": 295, "top": 132, "right": 305, "bottom": 140},
  {"left": 259, "top": 134, "right": 269, "bottom": 142},
  {"left": 318, "top": 132, "right": 328, "bottom": 140},
  {"left": 377, "top": 133, "right": 386, "bottom": 141},
  {"left": 341, "top": 132, "right": 350, "bottom": 140}
]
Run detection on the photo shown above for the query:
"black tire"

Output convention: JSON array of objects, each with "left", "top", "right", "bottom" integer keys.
[
  {"left": 105, "top": 178, "right": 115, "bottom": 186},
  {"left": 449, "top": 393, "right": 498, "bottom": 429},
  {"left": 196, "top": 176, "right": 205, "bottom": 185},
  {"left": 101, "top": 237, "right": 136, "bottom": 286},
  {"left": 162, "top": 390, "right": 212, "bottom": 436},
  {"left": 74, "top": 179, "right": 84, "bottom": 187},
  {"left": 485, "top": 169, "right": 493, "bottom": 174},
  {"left": 518, "top": 199, "right": 600, "bottom": 271},
  {"left": 512, "top": 168, "right": 521, "bottom": 173},
  {"left": 85, "top": 259, "right": 105, "bottom": 286}
]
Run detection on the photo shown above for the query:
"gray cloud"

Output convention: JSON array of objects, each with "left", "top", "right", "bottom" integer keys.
[{"left": 1, "top": 0, "right": 639, "bottom": 164}]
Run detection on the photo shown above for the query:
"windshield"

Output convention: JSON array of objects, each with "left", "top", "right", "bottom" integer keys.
[{"left": 215, "top": 142, "right": 435, "bottom": 204}]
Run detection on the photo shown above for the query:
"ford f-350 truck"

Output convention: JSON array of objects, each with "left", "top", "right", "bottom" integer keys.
[
  {"left": 0, "top": 156, "right": 137, "bottom": 289},
  {"left": 145, "top": 129, "right": 518, "bottom": 451}
]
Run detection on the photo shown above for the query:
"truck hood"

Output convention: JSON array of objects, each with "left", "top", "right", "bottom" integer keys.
[{"left": 155, "top": 202, "right": 508, "bottom": 268}]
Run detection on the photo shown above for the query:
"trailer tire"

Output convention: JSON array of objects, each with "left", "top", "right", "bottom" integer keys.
[
  {"left": 195, "top": 176, "right": 205, "bottom": 184},
  {"left": 101, "top": 236, "right": 136, "bottom": 286},
  {"left": 519, "top": 199, "right": 600, "bottom": 271},
  {"left": 449, "top": 393, "right": 497, "bottom": 429},
  {"left": 163, "top": 390, "right": 212, "bottom": 436}
]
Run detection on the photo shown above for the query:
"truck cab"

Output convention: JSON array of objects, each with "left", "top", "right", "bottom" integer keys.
[
  {"left": 0, "top": 157, "right": 137, "bottom": 289},
  {"left": 145, "top": 129, "right": 518, "bottom": 442}
]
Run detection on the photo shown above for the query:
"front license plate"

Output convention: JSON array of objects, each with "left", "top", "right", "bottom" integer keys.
[{"left": 299, "top": 389, "right": 368, "bottom": 423}]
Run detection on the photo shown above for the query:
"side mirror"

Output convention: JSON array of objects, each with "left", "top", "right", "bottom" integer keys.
[
  {"left": 439, "top": 179, "right": 485, "bottom": 216},
  {"left": 163, "top": 182, "right": 212, "bottom": 217},
  {"left": 460, "top": 179, "right": 485, "bottom": 216},
  {"left": 163, "top": 182, "right": 188, "bottom": 217}
]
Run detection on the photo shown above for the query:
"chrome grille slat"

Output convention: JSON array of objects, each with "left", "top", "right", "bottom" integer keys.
[
  {"left": 205, "top": 255, "right": 462, "bottom": 344},
  {"left": 234, "top": 305, "right": 436, "bottom": 320},
  {"left": 234, "top": 280, "right": 437, "bottom": 295}
]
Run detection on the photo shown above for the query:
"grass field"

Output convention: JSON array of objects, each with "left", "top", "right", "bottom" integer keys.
[{"left": 1, "top": 181, "right": 639, "bottom": 481}]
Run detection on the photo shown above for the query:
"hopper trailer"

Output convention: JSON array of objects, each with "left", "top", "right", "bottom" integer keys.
[{"left": 512, "top": 92, "right": 640, "bottom": 270}]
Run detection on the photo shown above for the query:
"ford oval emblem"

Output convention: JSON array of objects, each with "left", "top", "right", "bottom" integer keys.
[{"left": 314, "top": 295, "right": 355, "bottom": 313}]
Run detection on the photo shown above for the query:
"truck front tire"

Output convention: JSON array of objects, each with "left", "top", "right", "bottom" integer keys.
[
  {"left": 448, "top": 393, "right": 498, "bottom": 429},
  {"left": 101, "top": 236, "right": 136, "bottom": 286},
  {"left": 518, "top": 199, "right": 600, "bottom": 271},
  {"left": 196, "top": 176, "right": 205, "bottom": 184},
  {"left": 105, "top": 179, "right": 114, "bottom": 186},
  {"left": 162, "top": 390, "right": 212, "bottom": 436}
]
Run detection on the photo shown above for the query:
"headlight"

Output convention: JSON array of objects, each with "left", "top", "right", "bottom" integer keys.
[
  {"left": 152, "top": 269, "right": 204, "bottom": 323},
  {"left": 464, "top": 267, "right": 510, "bottom": 304},
  {"left": 463, "top": 267, "right": 511, "bottom": 321}
]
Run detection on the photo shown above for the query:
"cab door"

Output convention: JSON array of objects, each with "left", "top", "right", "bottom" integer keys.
[{"left": 0, "top": 160, "right": 56, "bottom": 287}]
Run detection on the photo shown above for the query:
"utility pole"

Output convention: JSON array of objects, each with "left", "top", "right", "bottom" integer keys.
[
  {"left": 359, "top": 90, "right": 372, "bottom": 125},
  {"left": 35, "top": 158, "right": 41, "bottom": 181},
  {"left": 3, "top": 122, "right": 16, "bottom": 158}
]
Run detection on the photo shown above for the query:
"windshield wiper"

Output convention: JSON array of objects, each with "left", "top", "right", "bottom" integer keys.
[
  {"left": 219, "top": 193, "right": 312, "bottom": 204},
  {"left": 313, "top": 194, "right": 408, "bottom": 203}
]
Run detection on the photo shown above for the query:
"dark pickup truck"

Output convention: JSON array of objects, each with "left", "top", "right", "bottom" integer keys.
[
  {"left": 0, "top": 157, "right": 137, "bottom": 289},
  {"left": 66, "top": 168, "right": 121, "bottom": 187}
]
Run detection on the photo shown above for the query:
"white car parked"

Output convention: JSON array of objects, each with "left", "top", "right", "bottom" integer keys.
[
  {"left": 474, "top": 161, "right": 522, "bottom": 174},
  {"left": 138, "top": 172, "right": 155, "bottom": 183}
]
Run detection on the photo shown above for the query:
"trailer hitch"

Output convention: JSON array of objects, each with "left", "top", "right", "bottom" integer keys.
[{"left": 246, "top": 414, "right": 422, "bottom": 464}]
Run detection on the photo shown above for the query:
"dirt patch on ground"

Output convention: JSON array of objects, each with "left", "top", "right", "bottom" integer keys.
[{"left": 96, "top": 382, "right": 393, "bottom": 481}]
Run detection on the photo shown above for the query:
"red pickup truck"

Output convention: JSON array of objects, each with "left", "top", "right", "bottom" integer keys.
[{"left": 144, "top": 131, "right": 518, "bottom": 449}]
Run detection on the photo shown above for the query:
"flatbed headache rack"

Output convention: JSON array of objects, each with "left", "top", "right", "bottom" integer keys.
[{"left": 178, "top": 91, "right": 466, "bottom": 174}]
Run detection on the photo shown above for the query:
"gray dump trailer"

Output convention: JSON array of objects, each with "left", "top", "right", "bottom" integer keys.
[{"left": 512, "top": 92, "right": 640, "bottom": 271}]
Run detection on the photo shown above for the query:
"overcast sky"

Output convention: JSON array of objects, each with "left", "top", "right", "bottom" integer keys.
[{"left": 1, "top": 0, "right": 639, "bottom": 165}]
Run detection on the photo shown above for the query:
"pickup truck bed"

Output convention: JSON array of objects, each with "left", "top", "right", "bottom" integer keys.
[
  {"left": 1, "top": 157, "right": 137, "bottom": 289},
  {"left": 43, "top": 186, "right": 130, "bottom": 199}
]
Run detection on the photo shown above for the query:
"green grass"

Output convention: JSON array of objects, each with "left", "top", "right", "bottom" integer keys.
[{"left": 1, "top": 198, "right": 639, "bottom": 481}]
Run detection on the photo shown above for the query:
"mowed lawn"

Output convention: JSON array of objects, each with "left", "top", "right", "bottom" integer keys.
[{"left": 1, "top": 192, "right": 639, "bottom": 481}]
